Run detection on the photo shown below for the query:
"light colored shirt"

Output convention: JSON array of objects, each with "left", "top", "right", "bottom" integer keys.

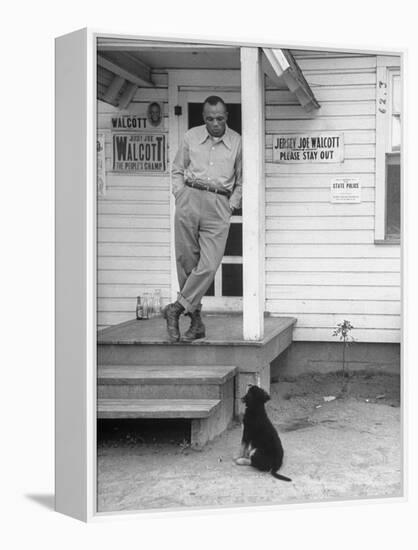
[{"left": 171, "top": 124, "right": 242, "bottom": 210}]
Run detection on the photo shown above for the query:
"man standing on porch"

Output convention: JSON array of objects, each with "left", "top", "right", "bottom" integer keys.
[{"left": 163, "top": 95, "right": 242, "bottom": 342}]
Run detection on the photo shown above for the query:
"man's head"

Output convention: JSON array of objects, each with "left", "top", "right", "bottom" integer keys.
[{"left": 202, "top": 96, "right": 228, "bottom": 137}]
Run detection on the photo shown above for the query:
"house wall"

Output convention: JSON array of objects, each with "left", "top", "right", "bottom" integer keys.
[
  {"left": 265, "top": 52, "right": 401, "bottom": 343},
  {"left": 96, "top": 52, "right": 401, "bottom": 344},
  {"left": 97, "top": 72, "right": 170, "bottom": 328}
]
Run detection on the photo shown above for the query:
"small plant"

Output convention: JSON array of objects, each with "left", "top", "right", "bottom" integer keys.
[
  {"left": 332, "top": 320, "right": 355, "bottom": 391},
  {"left": 179, "top": 439, "right": 190, "bottom": 453}
]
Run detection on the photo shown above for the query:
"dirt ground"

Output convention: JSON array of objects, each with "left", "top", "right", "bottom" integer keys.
[{"left": 97, "top": 371, "right": 402, "bottom": 513}]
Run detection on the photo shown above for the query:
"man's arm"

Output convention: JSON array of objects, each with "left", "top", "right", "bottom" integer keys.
[
  {"left": 229, "top": 139, "right": 242, "bottom": 211},
  {"left": 171, "top": 134, "right": 190, "bottom": 197}
]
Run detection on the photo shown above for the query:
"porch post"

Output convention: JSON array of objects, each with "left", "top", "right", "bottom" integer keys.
[{"left": 240, "top": 47, "right": 265, "bottom": 340}]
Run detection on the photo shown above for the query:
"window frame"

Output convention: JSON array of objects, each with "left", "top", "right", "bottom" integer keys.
[{"left": 375, "top": 56, "right": 402, "bottom": 244}]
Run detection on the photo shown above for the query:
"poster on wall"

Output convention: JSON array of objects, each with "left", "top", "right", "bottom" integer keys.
[
  {"left": 112, "top": 133, "right": 167, "bottom": 172},
  {"left": 272, "top": 133, "right": 344, "bottom": 163},
  {"left": 97, "top": 132, "right": 106, "bottom": 196},
  {"left": 331, "top": 177, "right": 361, "bottom": 203}
]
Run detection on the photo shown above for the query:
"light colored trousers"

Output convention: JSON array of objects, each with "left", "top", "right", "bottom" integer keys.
[{"left": 174, "top": 185, "right": 232, "bottom": 313}]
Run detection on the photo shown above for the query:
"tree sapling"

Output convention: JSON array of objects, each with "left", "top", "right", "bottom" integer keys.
[{"left": 332, "top": 320, "right": 355, "bottom": 392}]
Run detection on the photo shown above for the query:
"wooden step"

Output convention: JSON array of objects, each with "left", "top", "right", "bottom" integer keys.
[
  {"left": 97, "top": 398, "right": 221, "bottom": 419},
  {"left": 98, "top": 365, "right": 237, "bottom": 385}
]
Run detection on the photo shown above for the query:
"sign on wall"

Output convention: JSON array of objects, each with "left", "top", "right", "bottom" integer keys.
[
  {"left": 331, "top": 178, "right": 361, "bottom": 203},
  {"left": 111, "top": 103, "right": 163, "bottom": 131},
  {"left": 112, "top": 133, "right": 166, "bottom": 172},
  {"left": 97, "top": 132, "right": 106, "bottom": 196},
  {"left": 272, "top": 133, "right": 344, "bottom": 163}
]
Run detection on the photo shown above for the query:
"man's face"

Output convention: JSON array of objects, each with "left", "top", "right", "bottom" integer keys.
[{"left": 202, "top": 102, "right": 228, "bottom": 137}]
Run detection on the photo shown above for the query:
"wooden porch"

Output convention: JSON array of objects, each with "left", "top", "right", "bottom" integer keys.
[{"left": 97, "top": 314, "right": 296, "bottom": 447}]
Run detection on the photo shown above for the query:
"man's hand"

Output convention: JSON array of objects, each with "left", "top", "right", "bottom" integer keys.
[{"left": 174, "top": 185, "right": 186, "bottom": 199}]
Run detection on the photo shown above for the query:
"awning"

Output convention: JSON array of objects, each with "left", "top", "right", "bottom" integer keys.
[
  {"left": 262, "top": 48, "right": 320, "bottom": 112},
  {"left": 96, "top": 40, "right": 320, "bottom": 112}
]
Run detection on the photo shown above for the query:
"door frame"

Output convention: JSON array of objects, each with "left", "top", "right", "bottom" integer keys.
[
  {"left": 168, "top": 55, "right": 265, "bottom": 339},
  {"left": 168, "top": 70, "right": 243, "bottom": 311}
]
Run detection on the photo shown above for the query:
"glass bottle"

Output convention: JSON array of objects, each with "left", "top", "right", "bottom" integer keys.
[
  {"left": 142, "top": 292, "right": 150, "bottom": 319},
  {"left": 153, "top": 289, "right": 162, "bottom": 317},
  {"left": 136, "top": 296, "right": 143, "bottom": 320}
]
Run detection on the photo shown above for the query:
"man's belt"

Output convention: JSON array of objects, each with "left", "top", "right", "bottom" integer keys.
[{"left": 185, "top": 179, "right": 231, "bottom": 198}]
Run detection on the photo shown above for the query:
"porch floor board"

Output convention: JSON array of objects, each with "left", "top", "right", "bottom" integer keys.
[{"left": 98, "top": 314, "right": 296, "bottom": 346}]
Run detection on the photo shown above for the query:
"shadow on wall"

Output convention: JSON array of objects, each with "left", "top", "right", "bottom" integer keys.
[{"left": 271, "top": 341, "right": 401, "bottom": 380}]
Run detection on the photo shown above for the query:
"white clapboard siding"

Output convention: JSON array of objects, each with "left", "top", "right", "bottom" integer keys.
[
  {"left": 266, "top": 285, "right": 400, "bottom": 301},
  {"left": 295, "top": 56, "right": 376, "bottom": 72},
  {"left": 98, "top": 271, "right": 169, "bottom": 285},
  {"left": 265, "top": 53, "right": 400, "bottom": 343},
  {"left": 266, "top": 258, "right": 399, "bottom": 272},
  {"left": 266, "top": 272, "right": 400, "bottom": 286},
  {"left": 98, "top": 201, "right": 168, "bottom": 216},
  {"left": 266, "top": 188, "right": 374, "bottom": 203},
  {"left": 97, "top": 83, "right": 170, "bottom": 328},
  {"left": 98, "top": 243, "right": 170, "bottom": 257},
  {"left": 266, "top": 244, "right": 400, "bottom": 259},
  {"left": 133, "top": 88, "right": 168, "bottom": 101},
  {"left": 267, "top": 117, "right": 375, "bottom": 132},
  {"left": 266, "top": 216, "right": 375, "bottom": 231},
  {"left": 297, "top": 73, "right": 377, "bottom": 87},
  {"left": 267, "top": 73, "right": 376, "bottom": 89},
  {"left": 284, "top": 313, "right": 400, "bottom": 330},
  {"left": 266, "top": 159, "right": 374, "bottom": 175},
  {"left": 266, "top": 203, "right": 374, "bottom": 216},
  {"left": 266, "top": 230, "right": 374, "bottom": 245},
  {"left": 99, "top": 284, "right": 170, "bottom": 299},
  {"left": 102, "top": 176, "right": 169, "bottom": 189},
  {"left": 98, "top": 257, "right": 170, "bottom": 271},
  {"left": 266, "top": 86, "right": 376, "bottom": 103},
  {"left": 98, "top": 215, "right": 170, "bottom": 230},
  {"left": 101, "top": 186, "right": 170, "bottom": 201},
  {"left": 151, "top": 71, "right": 168, "bottom": 87},
  {"left": 268, "top": 300, "right": 400, "bottom": 316},
  {"left": 98, "top": 228, "right": 169, "bottom": 243},
  {"left": 266, "top": 102, "right": 375, "bottom": 119}
]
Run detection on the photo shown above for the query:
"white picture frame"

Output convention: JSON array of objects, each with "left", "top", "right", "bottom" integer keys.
[{"left": 55, "top": 28, "right": 405, "bottom": 522}]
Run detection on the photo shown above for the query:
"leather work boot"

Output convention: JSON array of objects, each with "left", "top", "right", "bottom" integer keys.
[
  {"left": 162, "top": 301, "right": 184, "bottom": 342},
  {"left": 182, "top": 309, "right": 206, "bottom": 342}
]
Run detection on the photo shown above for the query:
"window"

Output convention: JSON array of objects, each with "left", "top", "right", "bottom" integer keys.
[{"left": 375, "top": 57, "right": 401, "bottom": 243}]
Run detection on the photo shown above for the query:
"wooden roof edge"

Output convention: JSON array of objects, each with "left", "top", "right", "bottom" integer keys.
[
  {"left": 282, "top": 48, "right": 320, "bottom": 110},
  {"left": 262, "top": 47, "right": 320, "bottom": 112}
]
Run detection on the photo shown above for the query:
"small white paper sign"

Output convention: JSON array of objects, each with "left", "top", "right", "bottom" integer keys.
[{"left": 331, "top": 178, "right": 361, "bottom": 203}]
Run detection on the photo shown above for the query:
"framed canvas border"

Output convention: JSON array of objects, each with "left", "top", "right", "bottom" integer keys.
[{"left": 55, "top": 27, "right": 406, "bottom": 522}]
